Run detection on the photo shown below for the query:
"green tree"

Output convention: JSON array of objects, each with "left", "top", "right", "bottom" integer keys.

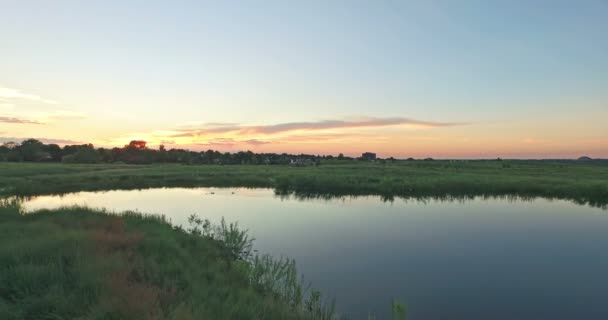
[
  {"left": 62, "top": 144, "right": 100, "bottom": 164},
  {"left": 19, "top": 139, "right": 45, "bottom": 161}
]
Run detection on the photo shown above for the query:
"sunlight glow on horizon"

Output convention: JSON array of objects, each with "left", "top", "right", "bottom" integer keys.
[{"left": 1, "top": 1, "right": 607, "bottom": 158}]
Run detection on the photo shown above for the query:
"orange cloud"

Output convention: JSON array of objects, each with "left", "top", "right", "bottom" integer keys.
[
  {"left": 0, "top": 137, "right": 82, "bottom": 145},
  {"left": 103, "top": 116, "right": 466, "bottom": 155},
  {"left": 172, "top": 116, "right": 462, "bottom": 137}
]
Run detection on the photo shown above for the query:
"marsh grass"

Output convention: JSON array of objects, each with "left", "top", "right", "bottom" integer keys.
[
  {"left": 186, "top": 214, "right": 336, "bottom": 318},
  {"left": 0, "top": 204, "right": 343, "bottom": 319},
  {"left": 188, "top": 215, "right": 255, "bottom": 261},
  {"left": 1, "top": 161, "right": 607, "bottom": 208}
]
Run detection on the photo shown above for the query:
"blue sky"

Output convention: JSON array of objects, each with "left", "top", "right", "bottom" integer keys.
[{"left": 1, "top": 0, "right": 607, "bottom": 157}]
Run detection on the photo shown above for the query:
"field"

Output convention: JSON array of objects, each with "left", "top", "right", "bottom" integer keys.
[
  {"left": 1, "top": 160, "right": 607, "bottom": 207},
  {"left": 1, "top": 160, "right": 606, "bottom": 319}
]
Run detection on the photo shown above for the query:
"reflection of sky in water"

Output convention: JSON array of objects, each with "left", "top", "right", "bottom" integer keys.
[{"left": 20, "top": 189, "right": 608, "bottom": 320}]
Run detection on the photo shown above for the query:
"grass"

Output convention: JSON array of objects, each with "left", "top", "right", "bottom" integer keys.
[
  {"left": 1, "top": 160, "right": 607, "bottom": 207},
  {"left": 1, "top": 160, "right": 604, "bottom": 318},
  {"left": 0, "top": 202, "right": 340, "bottom": 320}
]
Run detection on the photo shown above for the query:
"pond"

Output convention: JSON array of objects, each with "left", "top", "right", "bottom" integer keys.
[{"left": 19, "top": 188, "right": 608, "bottom": 320}]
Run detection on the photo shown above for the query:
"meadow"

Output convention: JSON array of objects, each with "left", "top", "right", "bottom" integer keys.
[
  {"left": 1, "top": 160, "right": 607, "bottom": 207},
  {"left": 1, "top": 160, "right": 606, "bottom": 319}
]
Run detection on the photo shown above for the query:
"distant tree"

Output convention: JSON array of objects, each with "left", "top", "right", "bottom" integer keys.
[
  {"left": 127, "top": 140, "right": 147, "bottom": 149},
  {"left": 61, "top": 144, "right": 100, "bottom": 164},
  {"left": 1, "top": 142, "right": 21, "bottom": 162},
  {"left": 0, "top": 137, "right": 403, "bottom": 166},
  {"left": 117, "top": 140, "right": 158, "bottom": 164},
  {"left": 97, "top": 148, "right": 114, "bottom": 163},
  {"left": 2, "top": 142, "right": 17, "bottom": 149},
  {"left": 20, "top": 139, "right": 46, "bottom": 161},
  {"left": 158, "top": 144, "right": 167, "bottom": 162},
  {"left": 0, "top": 145, "right": 7, "bottom": 161},
  {"left": 44, "top": 144, "right": 62, "bottom": 162},
  {"left": 6, "top": 150, "right": 22, "bottom": 162},
  {"left": 62, "top": 144, "right": 81, "bottom": 156}
]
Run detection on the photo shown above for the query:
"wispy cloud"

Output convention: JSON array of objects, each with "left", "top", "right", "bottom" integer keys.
[
  {"left": 273, "top": 133, "right": 379, "bottom": 143},
  {"left": 194, "top": 138, "right": 239, "bottom": 148},
  {"left": 193, "top": 138, "right": 271, "bottom": 148},
  {"left": 0, "top": 86, "right": 85, "bottom": 123},
  {"left": 0, "top": 111, "right": 85, "bottom": 125},
  {"left": 0, "top": 86, "right": 57, "bottom": 105},
  {"left": 243, "top": 139, "right": 271, "bottom": 145},
  {"left": 106, "top": 115, "right": 464, "bottom": 151},
  {"left": 0, "top": 137, "right": 82, "bottom": 145},
  {"left": 173, "top": 116, "right": 461, "bottom": 137},
  {"left": 179, "top": 121, "right": 240, "bottom": 127},
  {"left": 0, "top": 116, "right": 43, "bottom": 124}
]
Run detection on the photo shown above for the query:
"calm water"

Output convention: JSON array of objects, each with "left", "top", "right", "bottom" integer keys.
[{"left": 20, "top": 188, "right": 608, "bottom": 319}]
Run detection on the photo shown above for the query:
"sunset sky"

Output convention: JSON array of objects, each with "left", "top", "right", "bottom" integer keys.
[{"left": 1, "top": 0, "right": 607, "bottom": 158}]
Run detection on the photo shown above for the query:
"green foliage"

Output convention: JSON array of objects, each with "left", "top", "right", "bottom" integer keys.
[
  {"left": 186, "top": 214, "right": 336, "bottom": 318},
  {"left": 249, "top": 254, "right": 303, "bottom": 309},
  {"left": 1, "top": 161, "right": 607, "bottom": 208},
  {"left": 305, "top": 289, "right": 336, "bottom": 320},
  {"left": 391, "top": 299, "right": 407, "bottom": 320},
  {"left": 18, "top": 139, "right": 45, "bottom": 161},
  {"left": 365, "top": 299, "right": 407, "bottom": 320},
  {"left": 0, "top": 139, "right": 326, "bottom": 165},
  {"left": 0, "top": 205, "right": 339, "bottom": 320},
  {"left": 187, "top": 215, "right": 254, "bottom": 260},
  {"left": 61, "top": 145, "right": 100, "bottom": 164}
]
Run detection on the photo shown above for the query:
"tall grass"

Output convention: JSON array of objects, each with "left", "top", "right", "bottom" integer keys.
[
  {"left": 186, "top": 214, "right": 336, "bottom": 318},
  {"left": 0, "top": 202, "right": 414, "bottom": 319},
  {"left": 1, "top": 161, "right": 607, "bottom": 208},
  {"left": 0, "top": 204, "right": 339, "bottom": 319},
  {"left": 188, "top": 215, "right": 255, "bottom": 261}
]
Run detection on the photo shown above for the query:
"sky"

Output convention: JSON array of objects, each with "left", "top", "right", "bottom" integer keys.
[{"left": 1, "top": 0, "right": 607, "bottom": 158}]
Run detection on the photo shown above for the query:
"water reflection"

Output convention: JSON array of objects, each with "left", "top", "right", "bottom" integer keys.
[
  {"left": 7, "top": 188, "right": 608, "bottom": 319},
  {"left": 9, "top": 188, "right": 591, "bottom": 211}
]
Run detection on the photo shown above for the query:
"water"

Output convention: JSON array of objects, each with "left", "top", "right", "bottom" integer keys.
[{"left": 19, "top": 188, "right": 608, "bottom": 319}]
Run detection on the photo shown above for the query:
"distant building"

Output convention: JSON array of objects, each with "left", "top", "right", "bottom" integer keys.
[{"left": 361, "top": 152, "right": 376, "bottom": 161}]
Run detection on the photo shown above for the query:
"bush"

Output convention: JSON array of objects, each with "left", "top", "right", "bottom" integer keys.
[{"left": 61, "top": 148, "right": 100, "bottom": 164}]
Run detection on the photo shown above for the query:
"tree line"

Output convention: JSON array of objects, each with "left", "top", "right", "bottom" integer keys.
[{"left": 0, "top": 139, "right": 356, "bottom": 165}]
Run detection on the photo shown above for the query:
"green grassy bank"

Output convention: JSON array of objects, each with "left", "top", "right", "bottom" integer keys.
[
  {"left": 0, "top": 204, "right": 345, "bottom": 320},
  {"left": 1, "top": 161, "right": 607, "bottom": 207}
]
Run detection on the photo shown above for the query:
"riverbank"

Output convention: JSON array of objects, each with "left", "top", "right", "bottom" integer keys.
[
  {"left": 1, "top": 160, "right": 607, "bottom": 207},
  {"left": 0, "top": 203, "right": 340, "bottom": 320}
]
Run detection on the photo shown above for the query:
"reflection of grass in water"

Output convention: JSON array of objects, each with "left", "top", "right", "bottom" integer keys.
[
  {"left": 279, "top": 191, "right": 603, "bottom": 210},
  {"left": 1, "top": 161, "right": 607, "bottom": 208},
  {"left": 365, "top": 300, "right": 407, "bottom": 320}
]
